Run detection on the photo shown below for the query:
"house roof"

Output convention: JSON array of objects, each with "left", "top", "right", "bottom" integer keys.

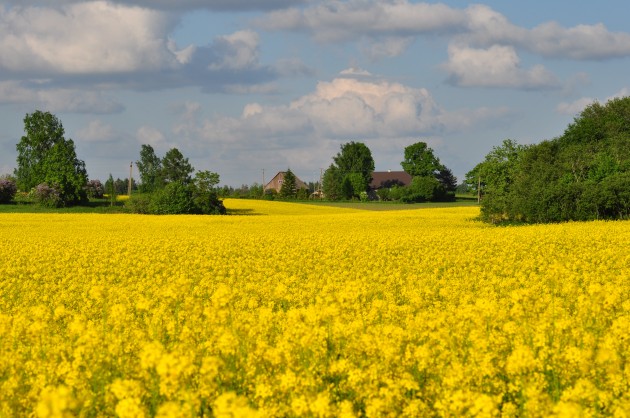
[
  {"left": 264, "top": 171, "right": 309, "bottom": 191},
  {"left": 370, "top": 171, "right": 412, "bottom": 189}
]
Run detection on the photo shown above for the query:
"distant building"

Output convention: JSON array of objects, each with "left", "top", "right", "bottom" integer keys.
[
  {"left": 264, "top": 171, "right": 309, "bottom": 193},
  {"left": 369, "top": 171, "right": 412, "bottom": 190}
]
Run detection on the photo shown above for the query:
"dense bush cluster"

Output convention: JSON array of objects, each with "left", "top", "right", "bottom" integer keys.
[
  {"left": 0, "top": 177, "right": 17, "bottom": 203},
  {"left": 469, "top": 97, "right": 630, "bottom": 223}
]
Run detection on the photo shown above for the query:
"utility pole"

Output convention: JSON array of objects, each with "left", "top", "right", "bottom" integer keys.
[
  {"left": 128, "top": 162, "right": 133, "bottom": 196},
  {"left": 319, "top": 168, "right": 324, "bottom": 199},
  {"left": 262, "top": 169, "right": 265, "bottom": 197}
]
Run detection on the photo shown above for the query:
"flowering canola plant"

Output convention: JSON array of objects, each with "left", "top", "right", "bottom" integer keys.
[{"left": 0, "top": 200, "right": 629, "bottom": 417}]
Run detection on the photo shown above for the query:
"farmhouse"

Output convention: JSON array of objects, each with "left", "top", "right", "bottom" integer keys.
[
  {"left": 264, "top": 171, "right": 309, "bottom": 193},
  {"left": 369, "top": 171, "right": 412, "bottom": 190}
]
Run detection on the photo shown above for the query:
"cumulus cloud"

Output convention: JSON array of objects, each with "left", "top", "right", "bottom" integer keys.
[
  {"left": 208, "top": 30, "right": 260, "bottom": 71},
  {"left": 171, "top": 72, "right": 507, "bottom": 158},
  {"left": 0, "top": 3, "right": 297, "bottom": 96},
  {"left": 4, "top": 0, "right": 309, "bottom": 12},
  {"left": 443, "top": 44, "right": 560, "bottom": 89},
  {"left": 258, "top": 1, "right": 630, "bottom": 62},
  {"left": 76, "top": 120, "right": 116, "bottom": 142},
  {"left": 0, "top": 2, "right": 181, "bottom": 74},
  {"left": 136, "top": 126, "right": 168, "bottom": 150},
  {"left": 556, "top": 87, "right": 630, "bottom": 115}
]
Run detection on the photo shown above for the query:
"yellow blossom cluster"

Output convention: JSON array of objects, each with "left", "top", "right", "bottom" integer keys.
[{"left": 0, "top": 200, "right": 629, "bottom": 417}]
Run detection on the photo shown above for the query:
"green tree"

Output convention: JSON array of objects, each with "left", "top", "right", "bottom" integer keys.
[
  {"left": 162, "top": 148, "right": 194, "bottom": 185},
  {"left": 106, "top": 174, "right": 117, "bottom": 206},
  {"left": 15, "top": 111, "right": 88, "bottom": 205},
  {"left": 192, "top": 170, "right": 226, "bottom": 214},
  {"left": 333, "top": 141, "right": 375, "bottom": 190},
  {"left": 465, "top": 139, "right": 525, "bottom": 221},
  {"left": 136, "top": 145, "right": 163, "bottom": 193},
  {"left": 322, "top": 164, "right": 343, "bottom": 201},
  {"left": 401, "top": 142, "right": 442, "bottom": 178},
  {"left": 279, "top": 169, "right": 297, "bottom": 199}
]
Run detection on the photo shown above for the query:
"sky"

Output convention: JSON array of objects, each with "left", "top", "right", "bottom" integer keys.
[{"left": 1, "top": 0, "right": 630, "bottom": 188}]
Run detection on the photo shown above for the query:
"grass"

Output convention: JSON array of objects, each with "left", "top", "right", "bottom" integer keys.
[
  {"left": 0, "top": 199, "right": 128, "bottom": 214},
  {"left": 0, "top": 195, "right": 479, "bottom": 214}
]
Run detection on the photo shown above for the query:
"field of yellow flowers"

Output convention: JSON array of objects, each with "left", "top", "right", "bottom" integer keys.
[{"left": 1, "top": 199, "right": 629, "bottom": 417}]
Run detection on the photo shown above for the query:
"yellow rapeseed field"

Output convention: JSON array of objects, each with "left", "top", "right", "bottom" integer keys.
[{"left": 1, "top": 200, "right": 629, "bottom": 417}]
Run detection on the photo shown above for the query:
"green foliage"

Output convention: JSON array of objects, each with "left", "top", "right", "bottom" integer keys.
[
  {"left": 401, "top": 142, "right": 442, "bottom": 177},
  {"left": 333, "top": 141, "right": 375, "bottom": 189},
  {"left": 322, "top": 164, "right": 343, "bottom": 201},
  {"left": 465, "top": 139, "right": 525, "bottom": 222},
  {"left": 162, "top": 148, "right": 194, "bottom": 185},
  {"left": 15, "top": 111, "right": 88, "bottom": 206},
  {"left": 106, "top": 174, "right": 117, "bottom": 207},
  {"left": 192, "top": 171, "right": 226, "bottom": 214},
  {"left": 126, "top": 172, "right": 226, "bottom": 215},
  {"left": 477, "top": 97, "right": 630, "bottom": 223},
  {"left": 279, "top": 169, "right": 297, "bottom": 199},
  {"left": 148, "top": 181, "right": 195, "bottom": 214},
  {"left": 136, "top": 145, "right": 163, "bottom": 193}
]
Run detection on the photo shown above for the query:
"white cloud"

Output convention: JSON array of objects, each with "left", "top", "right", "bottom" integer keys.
[
  {"left": 76, "top": 120, "right": 116, "bottom": 142},
  {"left": 170, "top": 73, "right": 508, "bottom": 163},
  {"left": 258, "top": 1, "right": 630, "bottom": 62},
  {"left": 443, "top": 44, "right": 560, "bottom": 89},
  {"left": 208, "top": 30, "right": 260, "bottom": 71},
  {"left": 0, "top": 81, "right": 124, "bottom": 113},
  {"left": 136, "top": 126, "right": 168, "bottom": 150},
  {"left": 4, "top": 0, "right": 309, "bottom": 12},
  {"left": 0, "top": 2, "right": 182, "bottom": 74},
  {"left": 556, "top": 87, "right": 630, "bottom": 115}
]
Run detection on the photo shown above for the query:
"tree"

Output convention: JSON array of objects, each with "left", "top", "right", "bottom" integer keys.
[
  {"left": 162, "top": 148, "right": 194, "bottom": 185},
  {"left": 333, "top": 141, "right": 375, "bottom": 190},
  {"left": 436, "top": 166, "right": 458, "bottom": 194},
  {"left": 465, "top": 139, "right": 525, "bottom": 220},
  {"left": 136, "top": 144, "right": 162, "bottom": 193},
  {"left": 322, "top": 164, "right": 343, "bottom": 201},
  {"left": 279, "top": 169, "right": 297, "bottom": 199},
  {"left": 106, "top": 174, "right": 117, "bottom": 206},
  {"left": 0, "top": 175, "right": 17, "bottom": 204},
  {"left": 15, "top": 111, "right": 88, "bottom": 206},
  {"left": 192, "top": 170, "right": 226, "bottom": 214},
  {"left": 474, "top": 96, "right": 630, "bottom": 223},
  {"left": 401, "top": 142, "right": 442, "bottom": 178}
]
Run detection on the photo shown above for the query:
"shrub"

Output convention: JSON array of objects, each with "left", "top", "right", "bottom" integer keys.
[
  {"left": 125, "top": 194, "right": 152, "bottom": 214},
  {"left": 0, "top": 177, "right": 17, "bottom": 204},
  {"left": 85, "top": 179, "right": 105, "bottom": 199},
  {"left": 32, "top": 183, "right": 63, "bottom": 208},
  {"left": 148, "top": 181, "right": 196, "bottom": 214}
]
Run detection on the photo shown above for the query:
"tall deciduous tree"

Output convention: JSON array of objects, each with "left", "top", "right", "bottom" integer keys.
[
  {"left": 161, "top": 148, "right": 194, "bottom": 185},
  {"left": 322, "top": 164, "right": 343, "bottom": 201},
  {"left": 332, "top": 141, "right": 375, "bottom": 196},
  {"left": 136, "top": 144, "right": 162, "bottom": 193},
  {"left": 15, "top": 110, "right": 88, "bottom": 205},
  {"left": 401, "top": 141, "right": 442, "bottom": 178}
]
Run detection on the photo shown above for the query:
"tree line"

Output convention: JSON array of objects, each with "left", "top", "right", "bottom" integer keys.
[
  {"left": 321, "top": 140, "right": 457, "bottom": 202},
  {"left": 1, "top": 110, "right": 225, "bottom": 214},
  {"left": 466, "top": 97, "right": 630, "bottom": 223}
]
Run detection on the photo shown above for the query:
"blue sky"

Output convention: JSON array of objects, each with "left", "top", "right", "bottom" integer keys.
[{"left": 1, "top": 0, "right": 629, "bottom": 187}]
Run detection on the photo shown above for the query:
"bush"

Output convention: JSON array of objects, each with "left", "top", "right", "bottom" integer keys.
[
  {"left": 0, "top": 177, "right": 17, "bottom": 204},
  {"left": 32, "top": 183, "right": 63, "bottom": 208},
  {"left": 85, "top": 179, "right": 105, "bottom": 199},
  {"left": 148, "top": 181, "right": 196, "bottom": 215},
  {"left": 125, "top": 194, "right": 152, "bottom": 214}
]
